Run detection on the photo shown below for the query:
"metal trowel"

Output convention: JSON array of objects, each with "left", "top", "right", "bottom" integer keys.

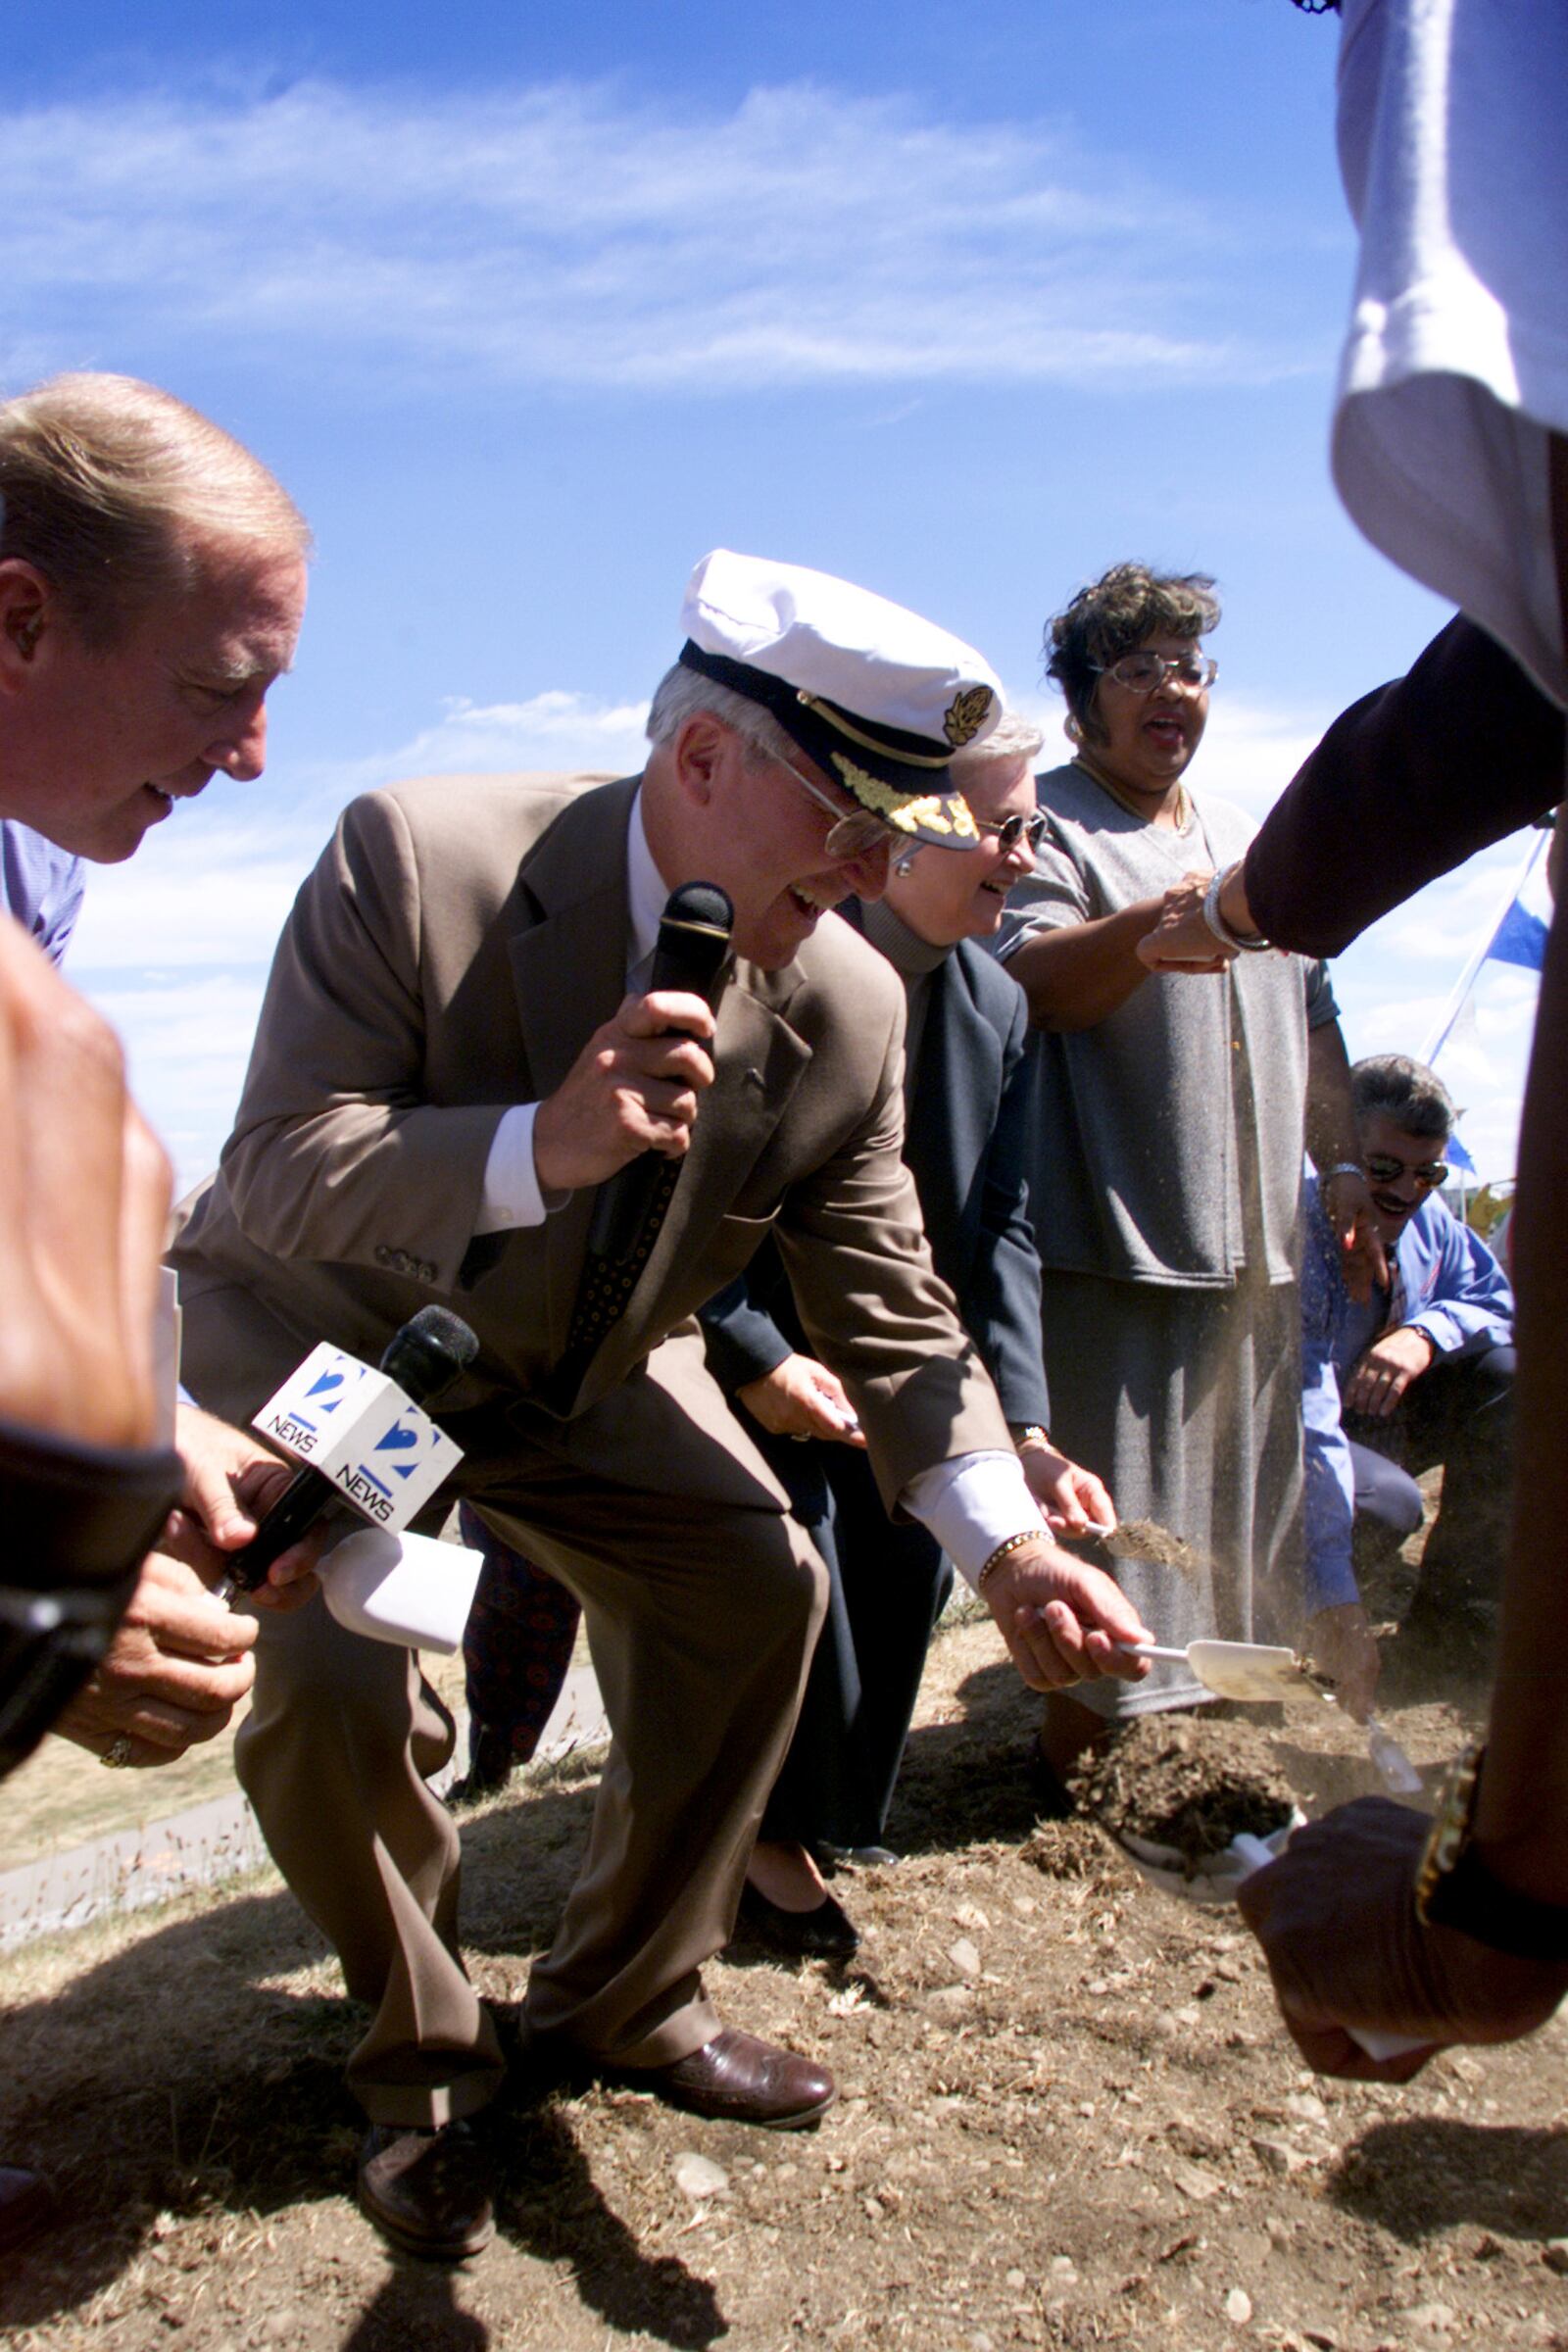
[
  {"left": 1118, "top": 1637, "right": 1321, "bottom": 1703},
  {"left": 1116, "top": 1635, "right": 1423, "bottom": 1794}
]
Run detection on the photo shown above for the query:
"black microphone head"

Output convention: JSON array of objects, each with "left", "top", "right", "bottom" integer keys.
[
  {"left": 654, "top": 882, "right": 733, "bottom": 999},
  {"left": 662, "top": 880, "right": 733, "bottom": 935},
  {"left": 378, "top": 1306, "right": 480, "bottom": 1404}
]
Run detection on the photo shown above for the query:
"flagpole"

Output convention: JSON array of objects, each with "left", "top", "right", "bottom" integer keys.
[{"left": 1420, "top": 830, "right": 1547, "bottom": 1067}]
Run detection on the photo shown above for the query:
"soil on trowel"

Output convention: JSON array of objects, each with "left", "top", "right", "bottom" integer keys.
[
  {"left": 1069, "top": 1711, "right": 1298, "bottom": 1863},
  {"left": 1107, "top": 1516, "right": 1207, "bottom": 1578}
]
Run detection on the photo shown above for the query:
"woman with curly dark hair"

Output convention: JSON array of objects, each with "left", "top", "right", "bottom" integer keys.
[{"left": 994, "top": 563, "right": 1375, "bottom": 1785}]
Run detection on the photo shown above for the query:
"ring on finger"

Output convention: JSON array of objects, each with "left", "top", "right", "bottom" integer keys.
[{"left": 100, "top": 1735, "right": 135, "bottom": 1770}]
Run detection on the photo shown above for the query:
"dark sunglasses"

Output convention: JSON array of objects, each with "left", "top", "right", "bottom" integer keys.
[
  {"left": 1365, "top": 1152, "right": 1448, "bottom": 1189},
  {"left": 976, "top": 809, "right": 1049, "bottom": 852}
]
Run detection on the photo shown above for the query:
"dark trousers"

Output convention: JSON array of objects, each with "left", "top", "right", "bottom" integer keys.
[
  {"left": 458, "top": 1500, "right": 581, "bottom": 1764},
  {"left": 753, "top": 1435, "right": 952, "bottom": 1853},
  {"left": 1348, "top": 1344, "right": 1514, "bottom": 1618}
]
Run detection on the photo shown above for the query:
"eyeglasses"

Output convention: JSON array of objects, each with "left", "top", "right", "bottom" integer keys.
[
  {"left": 773, "top": 751, "right": 906, "bottom": 861},
  {"left": 976, "top": 808, "right": 1049, "bottom": 854},
  {"left": 1365, "top": 1152, "right": 1449, "bottom": 1190},
  {"left": 1094, "top": 651, "right": 1218, "bottom": 695}
]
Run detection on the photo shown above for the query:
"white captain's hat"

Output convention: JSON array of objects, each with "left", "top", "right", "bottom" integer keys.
[{"left": 678, "top": 549, "right": 1002, "bottom": 849}]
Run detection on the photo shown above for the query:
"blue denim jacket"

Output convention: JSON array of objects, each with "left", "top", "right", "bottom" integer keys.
[{"left": 1300, "top": 1177, "right": 1514, "bottom": 1613}]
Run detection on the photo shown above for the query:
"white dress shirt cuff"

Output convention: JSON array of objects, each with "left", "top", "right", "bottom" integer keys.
[
  {"left": 902, "top": 1450, "right": 1044, "bottom": 1591},
  {"left": 474, "top": 1103, "right": 561, "bottom": 1235}
]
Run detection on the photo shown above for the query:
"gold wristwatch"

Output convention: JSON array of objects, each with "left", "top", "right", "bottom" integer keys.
[{"left": 1415, "top": 1742, "right": 1568, "bottom": 1961}]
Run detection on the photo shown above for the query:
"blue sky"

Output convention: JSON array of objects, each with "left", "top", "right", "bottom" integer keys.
[{"left": 12, "top": 0, "right": 1540, "bottom": 1189}]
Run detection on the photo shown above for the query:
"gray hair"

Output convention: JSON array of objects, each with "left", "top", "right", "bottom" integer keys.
[
  {"left": 1351, "top": 1054, "right": 1456, "bottom": 1143},
  {"left": 950, "top": 710, "right": 1045, "bottom": 781},
  {"left": 645, "top": 661, "right": 803, "bottom": 772},
  {"left": 0, "top": 372, "right": 310, "bottom": 648}
]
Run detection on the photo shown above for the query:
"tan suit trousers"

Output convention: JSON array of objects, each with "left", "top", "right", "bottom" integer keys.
[{"left": 231, "top": 1326, "right": 827, "bottom": 2129}]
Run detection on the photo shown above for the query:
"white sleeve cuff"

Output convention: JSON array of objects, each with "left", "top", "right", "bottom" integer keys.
[
  {"left": 901, "top": 1450, "right": 1044, "bottom": 1590},
  {"left": 474, "top": 1104, "right": 556, "bottom": 1234}
]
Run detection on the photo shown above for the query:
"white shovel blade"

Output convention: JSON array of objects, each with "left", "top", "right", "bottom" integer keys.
[{"left": 1128, "top": 1638, "right": 1319, "bottom": 1702}]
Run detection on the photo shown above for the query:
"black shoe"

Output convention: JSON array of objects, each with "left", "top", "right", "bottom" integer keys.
[
  {"left": 736, "top": 1879, "right": 860, "bottom": 1959},
  {"left": 0, "top": 2164, "right": 55, "bottom": 2257},
  {"left": 812, "top": 1840, "right": 898, "bottom": 1870},
  {"left": 446, "top": 1722, "right": 515, "bottom": 1811},
  {"left": 357, "top": 2120, "right": 495, "bottom": 2262},
  {"left": 1027, "top": 1743, "right": 1076, "bottom": 1821}
]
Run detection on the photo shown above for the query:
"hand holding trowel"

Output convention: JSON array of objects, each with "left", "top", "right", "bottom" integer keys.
[{"left": 1083, "top": 1519, "right": 1422, "bottom": 1795}]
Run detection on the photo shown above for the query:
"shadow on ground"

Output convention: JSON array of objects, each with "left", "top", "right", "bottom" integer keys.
[
  {"left": 1329, "top": 2117, "right": 1568, "bottom": 2243},
  {"left": 0, "top": 1775, "right": 726, "bottom": 2349}
]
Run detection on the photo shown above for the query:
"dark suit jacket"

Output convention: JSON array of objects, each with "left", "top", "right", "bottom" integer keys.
[
  {"left": 171, "top": 772, "right": 1009, "bottom": 1514},
  {"left": 702, "top": 922, "right": 1051, "bottom": 1431},
  {"left": 1245, "top": 615, "right": 1563, "bottom": 957}
]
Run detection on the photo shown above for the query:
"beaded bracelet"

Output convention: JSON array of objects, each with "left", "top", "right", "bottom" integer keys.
[{"left": 976, "top": 1529, "right": 1042, "bottom": 1593}]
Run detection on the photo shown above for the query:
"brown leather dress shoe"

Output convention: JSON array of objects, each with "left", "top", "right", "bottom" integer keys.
[
  {"left": 643, "top": 2030, "right": 836, "bottom": 2130},
  {"left": 357, "top": 2120, "right": 495, "bottom": 2261},
  {"left": 0, "top": 2164, "right": 55, "bottom": 2257}
]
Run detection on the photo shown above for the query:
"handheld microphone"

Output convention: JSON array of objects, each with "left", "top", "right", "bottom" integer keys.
[
  {"left": 586, "top": 880, "right": 734, "bottom": 1265},
  {"left": 220, "top": 1306, "right": 479, "bottom": 1594}
]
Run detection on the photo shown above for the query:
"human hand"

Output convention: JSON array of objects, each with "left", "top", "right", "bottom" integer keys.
[
  {"left": 51, "top": 1550, "right": 258, "bottom": 1764},
  {"left": 984, "top": 1535, "right": 1152, "bottom": 1692},
  {"left": 170, "top": 1403, "right": 323, "bottom": 1611},
  {"left": 1322, "top": 1168, "right": 1389, "bottom": 1305},
  {"left": 734, "top": 1355, "right": 866, "bottom": 1446},
  {"left": 1307, "top": 1600, "right": 1382, "bottom": 1722},
  {"left": 0, "top": 918, "right": 172, "bottom": 1448},
  {"left": 1133, "top": 873, "right": 1231, "bottom": 974},
  {"left": 1237, "top": 1797, "right": 1568, "bottom": 2078},
  {"left": 1018, "top": 1441, "right": 1113, "bottom": 1535},
  {"left": 532, "top": 989, "right": 716, "bottom": 1194},
  {"left": 1345, "top": 1325, "right": 1434, "bottom": 1418}
]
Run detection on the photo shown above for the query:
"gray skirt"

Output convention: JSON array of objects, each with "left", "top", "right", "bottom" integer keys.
[{"left": 1039, "top": 1266, "right": 1304, "bottom": 1720}]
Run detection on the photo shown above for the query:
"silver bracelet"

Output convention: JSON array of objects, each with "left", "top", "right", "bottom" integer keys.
[
  {"left": 1200, "top": 863, "right": 1271, "bottom": 954},
  {"left": 1321, "top": 1161, "right": 1365, "bottom": 1188}
]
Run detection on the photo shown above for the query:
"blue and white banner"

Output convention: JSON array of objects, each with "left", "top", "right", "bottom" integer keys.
[{"left": 1422, "top": 831, "right": 1551, "bottom": 1070}]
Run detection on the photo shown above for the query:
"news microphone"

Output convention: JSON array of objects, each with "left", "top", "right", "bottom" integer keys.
[
  {"left": 586, "top": 880, "right": 734, "bottom": 1265},
  {"left": 220, "top": 1306, "right": 479, "bottom": 1594}
]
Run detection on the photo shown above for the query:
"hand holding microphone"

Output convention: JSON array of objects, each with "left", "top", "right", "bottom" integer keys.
[
  {"left": 532, "top": 883, "right": 735, "bottom": 1222},
  {"left": 215, "top": 1306, "right": 479, "bottom": 1598}
]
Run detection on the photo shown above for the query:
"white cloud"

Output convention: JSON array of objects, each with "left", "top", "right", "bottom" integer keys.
[
  {"left": 3, "top": 80, "right": 1321, "bottom": 393},
  {"left": 310, "top": 690, "right": 653, "bottom": 796}
]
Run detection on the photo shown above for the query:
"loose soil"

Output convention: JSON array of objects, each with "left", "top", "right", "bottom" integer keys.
[
  {"left": 1103, "top": 1521, "right": 1208, "bottom": 1580},
  {"left": 1070, "top": 1715, "right": 1299, "bottom": 1864},
  {"left": 4, "top": 1565, "right": 1566, "bottom": 2352}
]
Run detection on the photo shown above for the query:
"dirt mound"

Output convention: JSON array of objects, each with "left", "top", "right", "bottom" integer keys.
[{"left": 1073, "top": 1711, "right": 1302, "bottom": 1861}]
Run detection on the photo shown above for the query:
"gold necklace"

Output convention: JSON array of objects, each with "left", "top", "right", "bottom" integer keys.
[{"left": 1071, "top": 752, "right": 1191, "bottom": 834}]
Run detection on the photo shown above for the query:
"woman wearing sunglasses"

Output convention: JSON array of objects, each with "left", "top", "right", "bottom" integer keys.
[
  {"left": 993, "top": 562, "right": 1372, "bottom": 1788},
  {"left": 701, "top": 712, "right": 1116, "bottom": 1951}
]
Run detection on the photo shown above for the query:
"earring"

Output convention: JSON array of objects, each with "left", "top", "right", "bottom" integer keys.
[
  {"left": 894, "top": 853, "right": 917, "bottom": 876},
  {"left": 1063, "top": 711, "right": 1083, "bottom": 744}
]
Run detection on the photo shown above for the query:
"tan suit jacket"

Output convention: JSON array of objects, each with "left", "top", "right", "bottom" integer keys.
[{"left": 174, "top": 770, "right": 1006, "bottom": 1498}]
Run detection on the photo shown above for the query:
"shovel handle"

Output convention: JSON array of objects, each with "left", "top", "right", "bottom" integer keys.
[{"left": 1118, "top": 1641, "right": 1188, "bottom": 1663}]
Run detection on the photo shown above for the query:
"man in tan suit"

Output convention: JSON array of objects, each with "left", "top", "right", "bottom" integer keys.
[{"left": 172, "top": 551, "right": 1150, "bottom": 2260}]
